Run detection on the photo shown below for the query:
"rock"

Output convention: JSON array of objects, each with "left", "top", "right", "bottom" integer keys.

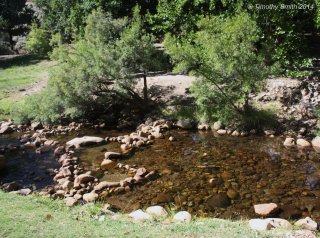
[
  {"left": 0, "top": 155, "right": 6, "bottom": 171},
  {"left": 2, "top": 181, "right": 18, "bottom": 191},
  {"left": 61, "top": 181, "right": 73, "bottom": 191},
  {"left": 265, "top": 218, "right": 292, "bottom": 228},
  {"left": 146, "top": 206, "right": 168, "bottom": 218},
  {"left": 136, "top": 167, "right": 147, "bottom": 177},
  {"left": 226, "top": 189, "right": 238, "bottom": 199},
  {"left": 129, "top": 209, "right": 153, "bottom": 221},
  {"left": 294, "top": 217, "right": 318, "bottom": 231},
  {"left": 66, "top": 136, "right": 105, "bottom": 148},
  {"left": 65, "top": 197, "right": 78, "bottom": 207},
  {"left": 74, "top": 174, "right": 95, "bottom": 187},
  {"left": 83, "top": 192, "right": 99, "bottom": 202},
  {"left": 176, "top": 120, "right": 193, "bottom": 129},
  {"left": 100, "top": 159, "right": 116, "bottom": 170},
  {"left": 311, "top": 136, "right": 320, "bottom": 151},
  {"left": 284, "top": 137, "right": 295, "bottom": 147},
  {"left": 296, "top": 139, "right": 311, "bottom": 148},
  {"left": 173, "top": 211, "right": 192, "bottom": 223},
  {"left": 168, "top": 136, "right": 176, "bottom": 142},
  {"left": 198, "top": 123, "right": 210, "bottom": 130},
  {"left": 207, "top": 193, "right": 231, "bottom": 209},
  {"left": 212, "top": 121, "right": 222, "bottom": 130},
  {"left": 94, "top": 181, "right": 120, "bottom": 191},
  {"left": 254, "top": 203, "right": 278, "bottom": 216},
  {"left": 31, "top": 122, "right": 43, "bottom": 130},
  {"left": 0, "top": 126, "right": 14, "bottom": 134},
  {"left": 249, "top": 219, "right": 272, "bottom": 231},
  {"left": 232, "top": 130, "right": 240, "bottom": 136},
  {"left": 264, "top": 130, "right": 275, "bottom": 136},
  {"left": 104, "top": 152, "right": 122, "bottom": 160},
  {"left": 12, "top": 188, "right": 32, "bottom": 196},
  {"left": 217, "top": 129, "right": 227, "bottom": 135},
  {"left": 54, "top": 146, "right": 65, "bottom": 157}
]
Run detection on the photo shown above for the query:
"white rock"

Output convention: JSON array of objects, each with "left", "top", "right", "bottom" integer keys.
[
  {"left": 217, "top": 129, "right": 227, "bottom": 135},
  {"left": 312, "top": 136, "right": 320, "bottom": 151},
  {"left": 129, "top": 209, "right": 153, "bottom": 221},
  {"left": 66, "top": 136, "right": 105, "bottom": 148},
  {"left": 176, "top": 120, "right": 193, "bottom": 129},
  {"left": 249, "top": 219, "right": 272, "bottom": 231},
  {"left": 296, "top": 139, "right": 311, "bottom": 148},
  {"left": 283, "top": 137, "right": 295, "bottom": 147},
  {"left": 212, "top": 121, "right": 222, "bottom": 130},
  {"left": 265, "top": 218, "right": 292, "bottom": 228},
  {"left": 173, "top": 211, "right": 192, "bottom": 223},
  {"left": 146, "top": 206, "right": 168, "bottom": 218},
  {"left": 294, "top": 217, "right": 318, "bottom": 231}
]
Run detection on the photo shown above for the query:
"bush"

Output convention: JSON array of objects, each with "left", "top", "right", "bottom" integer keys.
[
  {"left": 26, "top": 23, "right": 51, "bottom": 56},
  {"left": 164, "top": 12, "right": 274, "bottom": 128}
]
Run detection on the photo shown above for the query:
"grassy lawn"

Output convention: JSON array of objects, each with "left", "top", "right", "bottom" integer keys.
[
  {"left": 0, "top": 191, "right": 294, "bottom": 238},
  {"left": 0, "top": 55, "right": 54, "bottom": 100}
]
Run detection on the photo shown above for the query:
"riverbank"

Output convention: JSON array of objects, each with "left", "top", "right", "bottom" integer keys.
[{"left": 0, "top": 190, "right": 301, "bottom": 238}]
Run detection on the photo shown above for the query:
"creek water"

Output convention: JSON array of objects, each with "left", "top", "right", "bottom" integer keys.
[{"left": 1, "top": 129, "right": 320, "bottom": 220}]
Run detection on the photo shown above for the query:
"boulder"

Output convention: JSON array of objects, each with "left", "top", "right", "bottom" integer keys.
[
  {"left": 100, "top": 159, "right": 116, "bottom": 170},
  {"left": 207, "top": 193, "right": 231, "bottom": 209},
  {"left": 217, "top": 129, "right": 227, "bottom": 135},
  {"left": 296, "top": 139, "right": 311, "bottom": 148},
  {"left": 94, "top": 181, "right": 120, "bottom": 191},
  {"left": 74, "top": 174, "right": 95, "bottom": 187},
  {"left": 31, "top": 122, "right": 43, "bottom": 130},
  {"left": 104, "top": 152, "right": 122, "bottom": 160},
  {"left": 146, "top": 206, "right": 168, "bottom": 218},
  {"left": 83, "top": 192, "right": 99, "bottom": 202},
  {"left": 129, "top": 209, "right": 153, "bottom": 221},
  {"left": 294, "top": 217, "right": 318, "bottom": 231},
  {"left": 12, "top": 188, "right": 32, "bottom": 196},
  {"left": 66, "top": 136, "right": 105, "bottom": 148},
  {"left": 65, "top": 197, "right": 78, "bottom": 207},
  {"left": 198, "top": 123, "right": 210, "bottom": 130},
  {"left": 0, "top": 126, "right": 14, "bottom": 134},
  {"left": 254, "top": 203, "right": 278, "bottom": 216},
  {"left": 173, "top": 211, "right": 192, "bottom": 223},
  {"left": 265, "top": 218, "right": 292, "bottom": 228},
  {"left": 176, "top": 120, "right": 193, "bottom": 129},
  {"left": 249, "top": 219, "right": 272, "bottom": 231},
  {"left": 2, "top": 181, "right": 18, "bottom": 191},
  {"left": 312, "top": 136, "right": 320, "bottom": 151},
  {"left": 284, "top": 137, "right": 295, "bottom": 147}
]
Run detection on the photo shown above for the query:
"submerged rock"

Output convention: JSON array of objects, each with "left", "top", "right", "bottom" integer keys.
[
  {"left": 207, "top": 193, "right": 231, "bottom": 209},
  {"left": 100, "top": 159, "right": 116, "bottom": 170},
  {"left": 173, "top": 211, "right": 192, "bottom": 223}
]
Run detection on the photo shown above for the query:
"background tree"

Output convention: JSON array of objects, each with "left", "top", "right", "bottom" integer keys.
[
  {"left": 0, "top": 0, "right": 34, "bottom": 49},
  {"left": 117, "top": 7, "right": 165, "bottom": 102},
  {"left": 165, "top": 12, "right": 272, "bottom": 126}
]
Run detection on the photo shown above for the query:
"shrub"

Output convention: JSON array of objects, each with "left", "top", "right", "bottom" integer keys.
[{"left": 26, "top": 23, "right": 51, "bottom": 56}]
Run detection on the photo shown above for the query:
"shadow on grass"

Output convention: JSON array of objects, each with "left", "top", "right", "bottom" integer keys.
[{"left": 0, "top": 54, "right": 49, "bottom": 69}]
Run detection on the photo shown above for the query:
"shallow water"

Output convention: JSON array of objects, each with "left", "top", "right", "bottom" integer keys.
[{"left": 2, "top": 129, "right": 320, "bottom": 220}]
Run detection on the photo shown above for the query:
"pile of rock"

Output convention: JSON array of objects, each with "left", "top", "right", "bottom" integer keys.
[
  {"left": 249, "top": 203, "right": 318, "bottom": 236},
  {"left": 129, "top": 206, "right": 192, "bottom": 224},
  {"left": 283, "top": 136, "right": 320, "bottom": 152}
]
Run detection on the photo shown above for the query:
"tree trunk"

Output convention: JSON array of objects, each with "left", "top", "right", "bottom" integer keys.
[
  {"left": 143, "top": 72, "right": 148, "bottom": 102},
  {"left": 8, "top": 31, "right": 15, "bottom": 51}
]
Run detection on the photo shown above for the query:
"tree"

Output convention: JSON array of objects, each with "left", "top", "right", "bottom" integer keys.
[
  {"left": 116, "top": 7, "right": 164, "bottom": 102},
  {"left": 164, "top": 12, "right": 272, "bottom": 125},
  {"left": 0, "top": 0, "right": 34, "bottom": 49},
  {"left": 26, "top": 23, "right": 51, "bottom": 56}
]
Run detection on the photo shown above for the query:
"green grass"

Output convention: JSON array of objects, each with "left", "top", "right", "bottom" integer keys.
[
  {"left": 0, "top": 191, "right": 295, "bottom": 238},
  {"left": 0, "top": 55, "right": 54, "bottom": 100}
]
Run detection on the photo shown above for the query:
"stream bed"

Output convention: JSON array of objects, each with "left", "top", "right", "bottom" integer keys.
[{"left": 1, "top": 129, "right": 320, "bottom": 221}]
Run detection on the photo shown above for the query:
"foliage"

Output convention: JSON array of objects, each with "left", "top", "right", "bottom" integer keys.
[
  {"left": 34, "top": 0, "right": 158, "bottom": 42},
  {"left": 26, "top": 23, "right": 51, "bottom": 56},
  {"left": 165, "top": 12, "right": 272, "bottom": 127},
  {"left": 0, "top": 0, "right": 34, "bottom": 48}
]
